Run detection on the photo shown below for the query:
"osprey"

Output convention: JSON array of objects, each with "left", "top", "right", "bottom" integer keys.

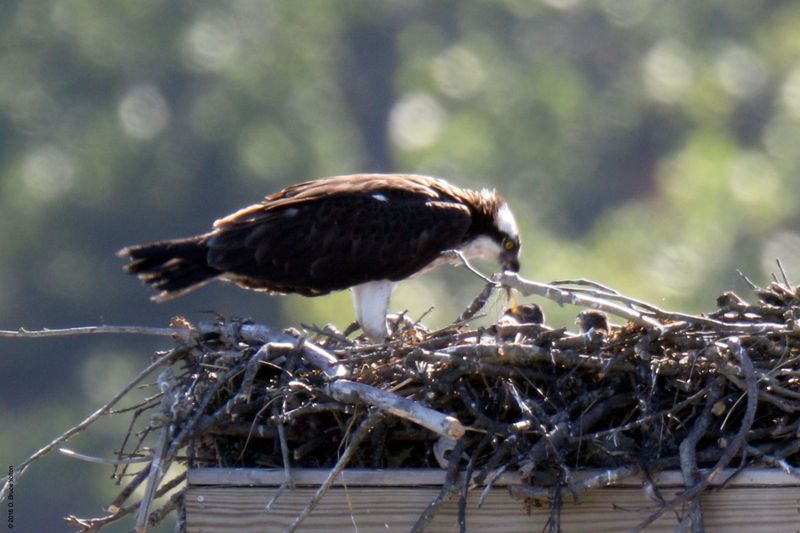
[{"left": 119, "top": 174, "right": 521, "bottom": 340}]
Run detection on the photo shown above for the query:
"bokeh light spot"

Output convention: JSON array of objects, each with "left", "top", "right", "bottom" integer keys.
[
  {"left": 726, "top": 151, "right": 780, "bottom": 207},
  {"left": 182, "top": 11, "right": 242, "bottom": 72},
  {"left": 21, "top": 145, "right": 75, "bottom": 201},
  {"left": 541, "top": 0, "right": 582, "bottom": 10},
  {"left": 118, "top": 84, "right": 170, "bottom": 140},
  {"left": 781, "top": 63, "right": 800, "bottom": 120},
  {"left": 643, "top": 40, "right": 694, "bottom": 103},
  {"left": 600, "top": 0, "right": 652, "bottom": 28},
  {"left": 715, "top": 45, "right": 767, "bottom": 99},
  {"left": 389, "top": 92, "right": 447, "bottom": 150},
  {"left": 763, "top": 116, "right": 800, "bottom": 163},
  {"left": 431, "top": 46, "right": 486, "bottom": 99}
]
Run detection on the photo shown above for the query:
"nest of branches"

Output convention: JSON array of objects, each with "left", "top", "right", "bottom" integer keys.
[{"left": 5, "top": 272, "right": 800, "bottom": 532}]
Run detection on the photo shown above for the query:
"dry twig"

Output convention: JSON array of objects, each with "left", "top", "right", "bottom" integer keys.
[{"left": 3, "top": 273, "right": 800, "bottom": 531}]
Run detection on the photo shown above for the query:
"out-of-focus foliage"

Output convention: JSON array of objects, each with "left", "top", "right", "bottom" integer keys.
[{"left": 2, "top": 1, "right": 800, "bottom": 530}]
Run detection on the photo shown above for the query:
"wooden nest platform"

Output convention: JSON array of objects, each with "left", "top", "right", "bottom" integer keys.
[{"left": 4, "top": 273, "right": 800, "bottom": 531}]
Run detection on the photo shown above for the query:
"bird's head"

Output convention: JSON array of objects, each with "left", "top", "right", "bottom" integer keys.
[
  {"left": 576, "top": 309, "right": 610, "bottom": 335},
  {"left": 459, "top": 194, "right": 521, "bottom": 273},
  {"left": 503, "top": 302, "right": 544, "bottom": 325},
  {"left": 494, "top": 201, "right": 521, "bottom": 273}
]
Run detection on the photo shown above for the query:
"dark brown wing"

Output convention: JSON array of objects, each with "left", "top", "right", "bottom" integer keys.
[
  {"left": 212, "top": 174, "right": 445, "bottom": 228},
  {"left": 206, "top": 188, "right": 471, "bottom": 295}
]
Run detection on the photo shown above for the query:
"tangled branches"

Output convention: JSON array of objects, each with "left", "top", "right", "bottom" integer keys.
[{"left": 2, "top": 273, "right": 800, "bottom": 532}]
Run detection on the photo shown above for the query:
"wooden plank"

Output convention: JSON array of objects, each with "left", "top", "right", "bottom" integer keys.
[
  {"left": 185, "top": 485, "right": 800, "bottom": 533},
  {"left": 187, "top": 467, "right": 800, "bottom": 488}
]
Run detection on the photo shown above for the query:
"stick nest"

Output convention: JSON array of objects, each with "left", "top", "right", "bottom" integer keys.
[{"left": 26, "top": 275, "right": 800, "bottom": 531}]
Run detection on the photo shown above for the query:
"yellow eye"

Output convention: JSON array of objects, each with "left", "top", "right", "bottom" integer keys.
[{"left": 503, "top": 238, "right": 516, "bottom": 251}]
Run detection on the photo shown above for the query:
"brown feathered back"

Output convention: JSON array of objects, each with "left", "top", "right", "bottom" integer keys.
[{"left": 119, "top": 174, "right": 514, "bottom": 301}]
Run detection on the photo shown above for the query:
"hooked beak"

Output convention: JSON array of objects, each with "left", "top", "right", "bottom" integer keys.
[{"left": 501, "top": 252, "right": 520, "bottom": 273}]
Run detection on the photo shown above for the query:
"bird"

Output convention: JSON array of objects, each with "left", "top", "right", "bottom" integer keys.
[
  {"left": 502, "top": 303, "right": 545, "bottom": 326},
  {"left": 118, "top": 174, "right": 521, "bottom": 340},
  {"left": 575, "top": 309, "right": 610, "bottom": 336},
  {"left": 496, "top": 303, "right": 545, "bottom": 343}
]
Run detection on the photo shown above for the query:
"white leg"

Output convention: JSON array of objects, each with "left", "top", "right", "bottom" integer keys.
[{"left": 350, "top": 281, "right": 395, "bottom": 341}]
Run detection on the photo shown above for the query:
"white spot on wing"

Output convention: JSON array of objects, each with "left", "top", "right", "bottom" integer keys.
[{"left": 372, "top": 193, "right": 389, "bottom": 202}]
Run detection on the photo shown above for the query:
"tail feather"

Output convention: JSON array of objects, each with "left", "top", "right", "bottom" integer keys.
[{"left": 118, "top": 236, "right": 219, "bottom": 301}]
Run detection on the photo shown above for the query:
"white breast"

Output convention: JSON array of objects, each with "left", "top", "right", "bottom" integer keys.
[{"left": 350, "top": 280, "right": 396, "bottom": 341}]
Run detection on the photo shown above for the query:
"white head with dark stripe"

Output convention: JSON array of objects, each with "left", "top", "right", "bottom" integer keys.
[{"left": 457, "top": 189, "right": 521, "bottom": 273}]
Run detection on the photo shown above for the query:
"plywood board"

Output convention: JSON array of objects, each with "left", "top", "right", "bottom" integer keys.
[{"left": 185, "top": 469, "right": 800, "bottom": 533}]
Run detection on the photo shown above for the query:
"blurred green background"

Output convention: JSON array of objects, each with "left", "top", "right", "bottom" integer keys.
[{"left": 2, "top": 0, "right": 800, "bottom": 530}]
